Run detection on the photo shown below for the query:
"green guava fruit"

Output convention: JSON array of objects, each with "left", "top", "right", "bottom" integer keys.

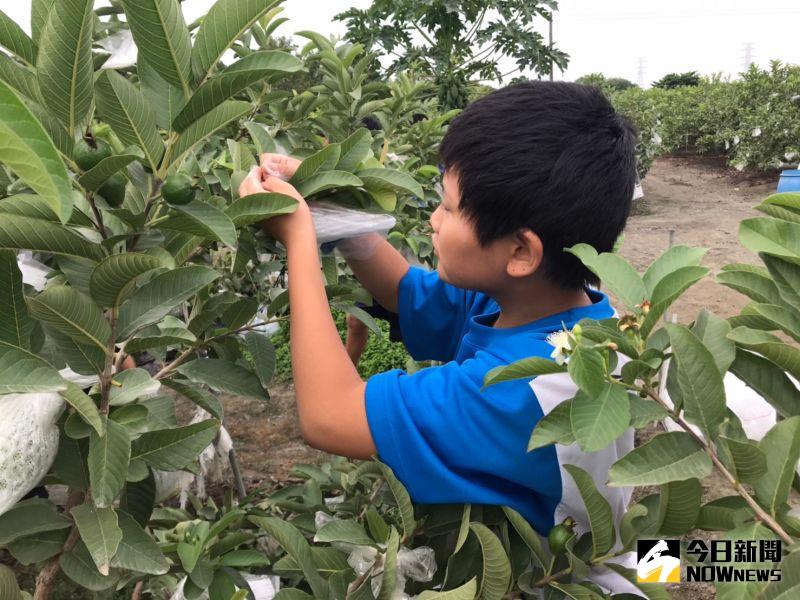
[
  {"left": 73, "top": 138, "right": 112, "bottom": 171},
  {"left": 97, "top": 173, "right": 126, "bottom": 208},
  {"left": 162, "top": 173, "right": 196, "bottom": 205}
]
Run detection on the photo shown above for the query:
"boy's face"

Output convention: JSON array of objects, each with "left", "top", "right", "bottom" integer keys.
[{"left": 430, "top": 170, "right": 513, "bottom": 292}]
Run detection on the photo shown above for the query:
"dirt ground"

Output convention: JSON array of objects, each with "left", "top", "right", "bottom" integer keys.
[{"left": 218, "top": 155, "right": 784, "bottom": 598}]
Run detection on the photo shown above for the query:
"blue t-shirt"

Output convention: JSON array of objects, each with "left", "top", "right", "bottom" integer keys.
[{"left": 364, "top": 266, "right": 619, "bottom": 534}]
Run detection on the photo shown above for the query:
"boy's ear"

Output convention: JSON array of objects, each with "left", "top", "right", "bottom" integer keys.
[{"left": 506, "top": 229, "right": 544, "bottom": 278}]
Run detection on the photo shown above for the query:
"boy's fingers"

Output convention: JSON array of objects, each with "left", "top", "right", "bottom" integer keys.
[
  {"left": 259, "top": 153, "right": 301, "bottom": 179},
  {"left": 261, "top": 174, "right": 303, "bottom": 201}
]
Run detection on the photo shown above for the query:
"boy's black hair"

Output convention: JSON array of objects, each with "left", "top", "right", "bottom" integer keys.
[{"left": 438, "top": 81, "right": 637, "bottom": 289}]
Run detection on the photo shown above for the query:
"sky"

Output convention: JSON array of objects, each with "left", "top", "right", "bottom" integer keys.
[{"left": 3, "top": 0, "right": 799, "bottom": 87}]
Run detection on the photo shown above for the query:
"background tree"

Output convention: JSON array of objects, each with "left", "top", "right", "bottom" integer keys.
[
  {"left": 574, "top": 73, "right": 638, "bottom": 93},
  {"left": 652, "top": 70, "right": 702, "bottom": 89},
  {"left": 334, "top": 0, "right": 569, "bottom": 109}
]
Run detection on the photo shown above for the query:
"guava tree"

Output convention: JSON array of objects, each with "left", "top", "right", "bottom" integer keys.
[{"left": 0, "top": 0, "right": 421, "bottom": 596}]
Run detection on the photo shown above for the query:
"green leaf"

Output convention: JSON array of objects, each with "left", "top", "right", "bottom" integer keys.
[
  {"left": 628, "top": 394, "right": 668, "bottom": 428},
  {"left": 30, "top": 0, "right": 55, "bottom": 48},
  {"left": 36, "top": 0, "right": 93, "bottom": 135},
  {"left": 570, "top": 384, "right": 630, "bottom": 453},
  {"left": 563, "top": 464, "right": 615, "bottom": 558},
  {"left": 28, "top": 286, "right": 111, "bottom": 353},
  {"left": 160, "top": 200, "right": 238, "bottom": 249},
  {"left": 753, "top": 416, "right": 800, "bottom": 515},
  {"left": 608, "top": 431, "right": 712, "bottom": 487},
  {"left": 0, "top": 345, "right": 64, "bottom": 394},
  {"left": 138, "top": 57, "right": 186, "bottom": 131},
  {"left": 70, "top": 503, "right": 122, "bottom": 576},
  {"left": 89, "top": 418, "right": 130, "bottom": 508},
  {"left": 177, "top": 358, "right": 267, "bottom": 401},
  {"left": 295, "top": 171, "right": 363, "bottom": 197},
  {"left": 174, "top": 51, "right": 301, "bottom": 132},
  {"left": 417, "top": 578, "right": 477, "bottom": 600},
  {"left": 692, "top": 309, "right": 735, "bottom": 374},
  {"left": 45, "top": 325, "right": 105, "bottom": 375},
  {"left": 243, "top": 121, "right": 276, "bottom": 155},
  {"left": 727, "top": 326, "right": 800, "bottom": 381},
  {"left": 120, "top": 0, "right": 192, "bottom": 94},
  {"left": 117, "top": 265, "right": 220, "bottom": 340},
  {"left": 483, "top": 357, "right": 566, "bottom": 390},
  {"left": 222, "top": 298, "right": 257, "bottom": 330},
  {"left": 377, "top": 528, "right": 400, "bottom": 600},
  {"left": 61, "top": 382, "right": 103, "bottom": 435},
  {"left": 0, "top": 498, "right": 71, "bottom": 545},
  {"left": 356, "top": 168, "right": 424, "bottom": 199},
  {"left": 640, "top": 265, "right": 709, "bottom": 337},
  {"left": 0, "top": 81, "right": 73, "bottom": 222},
  {"left": 315, "top": 519, "right": 375, "bottom": 546},
  {"left": 248, "top": 516, "right": 328, "bottom": 599},
  {"left": 367, "top": 187, "right": 396, "bottom": 211},
  {"left": 191, "top": 0, "right": 283, "bottom": 80},
  {"left": 78, "top": 150, "right": 143, "bottom": 191},
  {"left": 748, "top": 303, "right": 800, "bottom": 343},
  {"left": 664, "top": 324, "right": 726, "bottom": 439},
  {"left": 739, "top": 217, "right": 800, "bottom": 264},
  {"left": 729, "top": 349, "right": 800, "bottom": 418},
  {"left": 94, "top": 70, "right": 164, "bottom": 174},
  {"left": 529, "top": 400, "right": 575, "bottom": 450},
  {"left": 225, "top": 192, "right": 298, "bottom": 226},
  {"left": 24, "top": 98, "right": 74, "bottom": 158},
  {"left": 469, "top": 522, "right": 511, "bottom": 600},
  {"left": 59, "top": 541, "right": 120, "bottom": 591},
  {"left": 7, "top": 528, "right": 68, "bottom": 565},
  {"left": 566, "top": 243, "right": 646, "bottom": 310},
  {"left": 245, "top": 331, "right": 276, "bottom": 387},
  {"left": 110, "top": 510, "right": 169, "bottom": 575},
  {"left": 336, "top": 128, "right": 373, "bottom": 173},
  {"left": 90, "top": 253, "right": 166, "bottom": 308},
  {"left": 502, "top": 506, "right": 547, "bottom": 569},
  {"left": 717, "top": 268, "right": 782, "bottom": 305},
  {"left": 658, "top": 478, "right": 701, "bottom": 536},
  {"left": 0, "top": 53, "right": 42, "bottom": 103},
  {"left": 696, "top": 496, "right": 751, "bottom": 531},
  {"left": 290, "top": 144, "right": 342, "bottom": 184},
  {"left": 758, "top": 546, "right": 800, "bottom": 599},
  {"left": 170, "top": 100, "right": 251, "bottom": 168},
  {"left": 272, "top": 546, "right": 348, "bottom": 576},
  {"left": 642, "top": 245, "right": 707, "bottom": 295},
  {"left": 132, "top": 419, "right": 219, "bottom": 471},
  {"left": 761, "top": 253, "right": 800, "bottom": 312},
  {"left": 718, "top": 436, "right": 766, "bottom": 484},
  {"left": 567, "top": 345, "right": 606, "bottom": 398},
  {"left": 161, "top": 378, "right": 223, "bottom": 419},
  {"left": 0, "top": 9, "right": 36, "bottom": 65},
  {"left": 348, "top": 461, "right": 416, "bottom": 540}
]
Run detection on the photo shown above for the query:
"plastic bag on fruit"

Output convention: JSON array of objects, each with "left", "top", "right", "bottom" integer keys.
[
  {"left": 96, "top": 30, "right": 138, "bottom": 70},
  {"left": 313, "top": 511, "right": 436, "bottom": 599}
]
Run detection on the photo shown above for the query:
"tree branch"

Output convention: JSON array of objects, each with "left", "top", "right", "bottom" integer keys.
[{"left": 645, "top": 388, "right": 794, "bottom": 545}]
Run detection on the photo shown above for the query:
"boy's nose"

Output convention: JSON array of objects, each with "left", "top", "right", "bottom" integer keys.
[{"left": 430, "top": 205, "right": 441, "bottom": 232}]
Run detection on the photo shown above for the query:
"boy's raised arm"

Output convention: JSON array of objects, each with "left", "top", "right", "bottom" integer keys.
[{"left": 341, "top": 234, "right": 410, "bottom": 313}]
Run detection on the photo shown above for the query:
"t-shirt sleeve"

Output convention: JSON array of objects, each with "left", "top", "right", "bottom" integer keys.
[
  {"left": 396, "top": 266, "right": 477, "bottom": 362},
  {"left": 364, "top": 360, "right": 563, "bottom": 514}
]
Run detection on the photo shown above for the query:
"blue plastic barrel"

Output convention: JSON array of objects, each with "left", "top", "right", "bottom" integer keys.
[{"left": 777, "top": 169, "right": 800, "bottom": 192}]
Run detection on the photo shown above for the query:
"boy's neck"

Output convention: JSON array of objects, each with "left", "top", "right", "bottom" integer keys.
[{"left": 491, "top": 279, "right": 593, "bottom": 329}]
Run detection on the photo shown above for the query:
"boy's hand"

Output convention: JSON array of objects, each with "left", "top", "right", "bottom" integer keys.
[
  {"left": 260, "top": 153, "right": 302, "bottom": 180},
  {"left": 238, "top": 166, "right": 313, "bottom": 246}
]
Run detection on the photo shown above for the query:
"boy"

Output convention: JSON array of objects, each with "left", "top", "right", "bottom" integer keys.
[{"left": 239, "top": 81, "right": 639, "bottom": 593}]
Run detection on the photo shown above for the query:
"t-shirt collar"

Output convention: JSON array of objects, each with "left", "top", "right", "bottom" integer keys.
[{"left": 466, "top": 287, "right": 613, "bottom": 347}]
